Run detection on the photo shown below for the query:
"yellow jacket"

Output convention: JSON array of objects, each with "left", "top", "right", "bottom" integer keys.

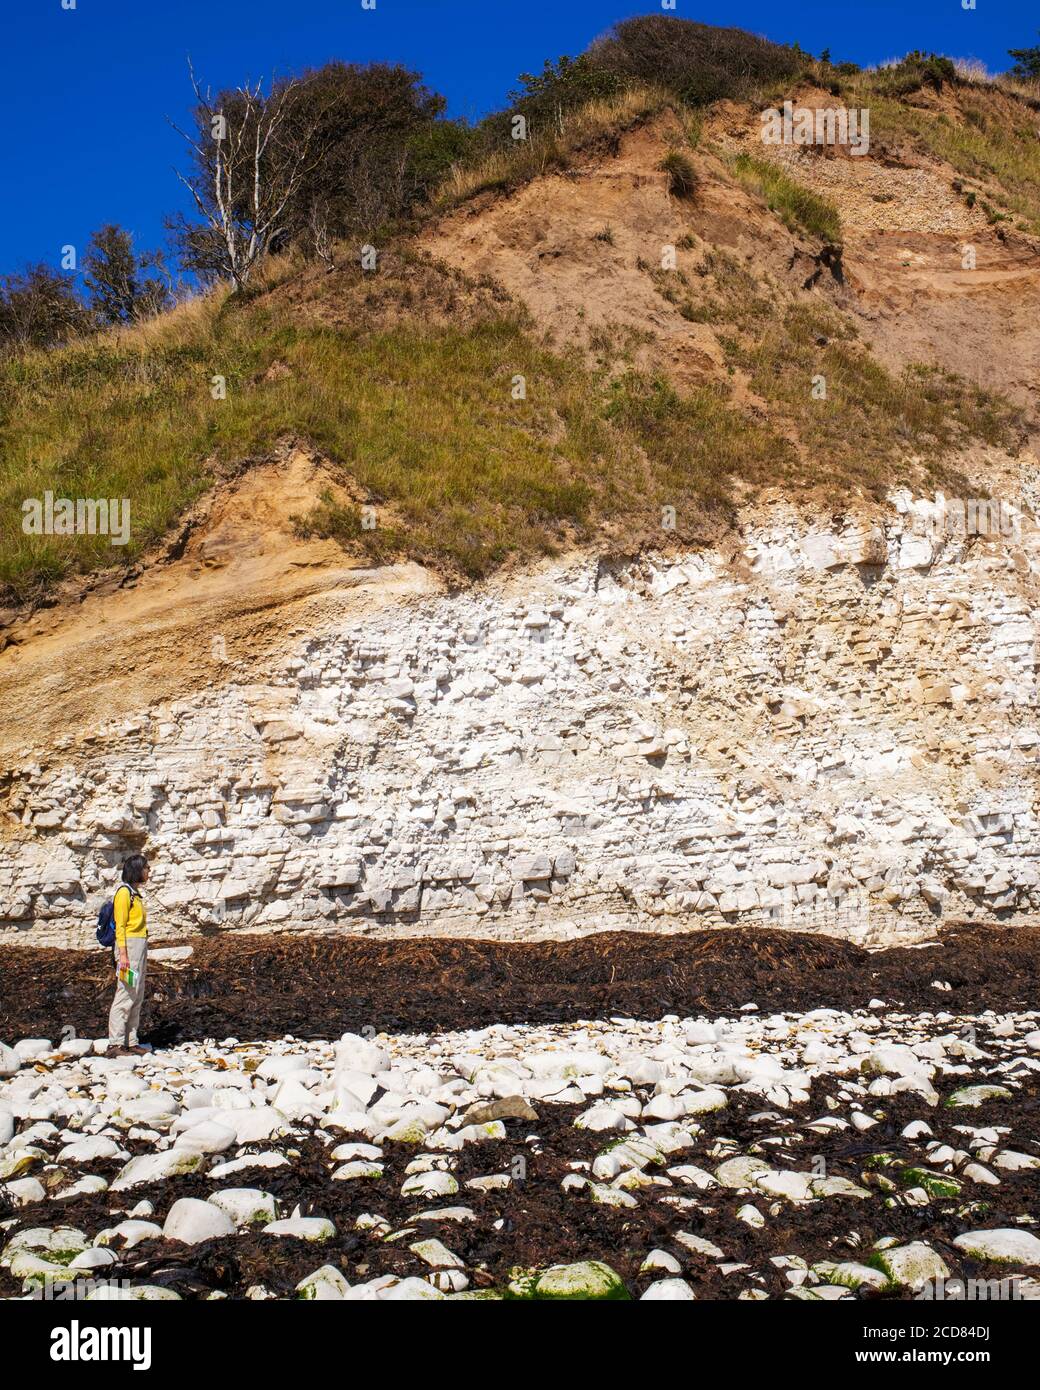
[{"left": 114, "top": 884, "right": 147, "bottom": 949}]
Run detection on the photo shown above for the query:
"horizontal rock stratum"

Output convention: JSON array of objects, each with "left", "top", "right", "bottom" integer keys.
[{"left": 2, "top": 487, "right": 1038, "bottom": 948}]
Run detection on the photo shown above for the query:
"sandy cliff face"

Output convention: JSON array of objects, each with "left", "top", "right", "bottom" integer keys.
[{"left": 3, "top": 486, "right": 1038, "bottom": 948}]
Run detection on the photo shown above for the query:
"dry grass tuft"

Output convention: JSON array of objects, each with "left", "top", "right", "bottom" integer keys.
[{"left": 433, "top": 86, "right": 672, "bottom": 209}]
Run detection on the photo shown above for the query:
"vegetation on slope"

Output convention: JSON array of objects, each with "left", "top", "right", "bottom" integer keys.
[
  {"left": 433, "top": 86, "right": 673, "bottom": 209},
  {"left": 2, "top": 18, "right": 1039, "bottom": 603},
  {"left": 652, "top": 248, "right": 1026, "bottom": 495},
  {"left": 0, "top": 256, "right": 798, "bottom": 594},
  {"left": 852, "top": 85, "right": 1040, "bottom": 233},
  {"left": 820, "top": 55, "right": 1040, "bottom": 233},
  {"left": 734, "top": 304, "right": 1024, "bottom": 492},
  {"left": 725, "top": 153, "right": 842, "bottom": 242},
  {"left": 4, "top": 236, "right": 1026, "bottom": 601}
]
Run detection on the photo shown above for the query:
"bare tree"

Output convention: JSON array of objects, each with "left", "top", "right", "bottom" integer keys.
[
  {"left": 169, "top": 61, "right": 320, "bottom": 289},
  {"left": 307, "top": 198, "right": 336, "bottom": 272}
]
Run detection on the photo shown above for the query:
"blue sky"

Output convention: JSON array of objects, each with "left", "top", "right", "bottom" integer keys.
[{"left": 1, "top": 0, "right": 1035, "bottom": 277}]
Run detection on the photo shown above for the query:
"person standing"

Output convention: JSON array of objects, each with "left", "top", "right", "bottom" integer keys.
[{"left": 107, "top": 854, "right": 150, "bottom": 1054}]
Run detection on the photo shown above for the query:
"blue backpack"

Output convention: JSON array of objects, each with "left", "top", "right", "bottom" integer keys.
[{"left": 96, "top": 884, "right": 136, "bottom": 948}]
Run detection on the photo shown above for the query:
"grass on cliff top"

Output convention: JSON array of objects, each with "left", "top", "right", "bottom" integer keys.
[
  {"left": 433, "top": 58, "right": 1040, "bottom": 240},
  {"left": 0, "top": 279, "right": 789, "bottom": 597}
]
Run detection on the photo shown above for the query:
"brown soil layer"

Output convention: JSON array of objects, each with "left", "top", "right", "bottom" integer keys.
[
  {"left": 1, "top": 924, "right": 1037, "bottom": 1044},
  {"left": 3, "top": 1079, "right": 1038, "bottom": 1302}
]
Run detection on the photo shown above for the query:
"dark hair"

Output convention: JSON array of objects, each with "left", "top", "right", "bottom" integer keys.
[{"left": 121, "top": 854, "right": 149, "bottom": 887}]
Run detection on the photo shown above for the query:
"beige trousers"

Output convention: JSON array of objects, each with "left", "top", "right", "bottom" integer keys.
[{"left": 108, "top": 936, "right": 148, "bottom": 1046}]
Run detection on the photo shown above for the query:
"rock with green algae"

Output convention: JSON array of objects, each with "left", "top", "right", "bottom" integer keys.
[
  {"left": 507, "top": 1260, "right": 630, "bottom": 1301},
  {"left": 872, "top": 1242, "right": 950, "bottom": 1290},
  {"left": 110, "top": 1149, "right": 206, "bottom": 1190},
  {"left": 262, "top": 1216, "right": 336, "bottom": 1242},
  {"left": 613, "top": 1168, "right": 658, "bottom": 1192},
  {"left": 952, "top": 1229, "right": 1040, "bottom": 1266},
  {"left": 381, "top": 1118, "right": 430, "bottom": 1144},
  {"left": 10, "top": 1251, "right": 84, "bottom": 1290},
  {"left": 332, "top": 1161, "right": 384, "bottom": 1182},
  {"left": 900, "top": 1168, "right": 962, "bottom": 1198},
  {"left": 944, "top": 1085, "right": 1013, "bottom": 1108},
  {"left": 809, "top": 1175, "right": 871, "bottom": 1199},
  {"left": 454, "top": 1120, "right": 508, "bottom": 1144},
  {"left": 813, "top": 1261, "right": 889, "bottom": 1291},
  {"left": 1, "top": 1226, "right": 88, "bottom": 1267},
  {"left": 296, "top": 1265, "right": 351, "bottom": 1300},
  {"left": 208, "top": 1188, "right": 279, "bottom": 1225}
]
